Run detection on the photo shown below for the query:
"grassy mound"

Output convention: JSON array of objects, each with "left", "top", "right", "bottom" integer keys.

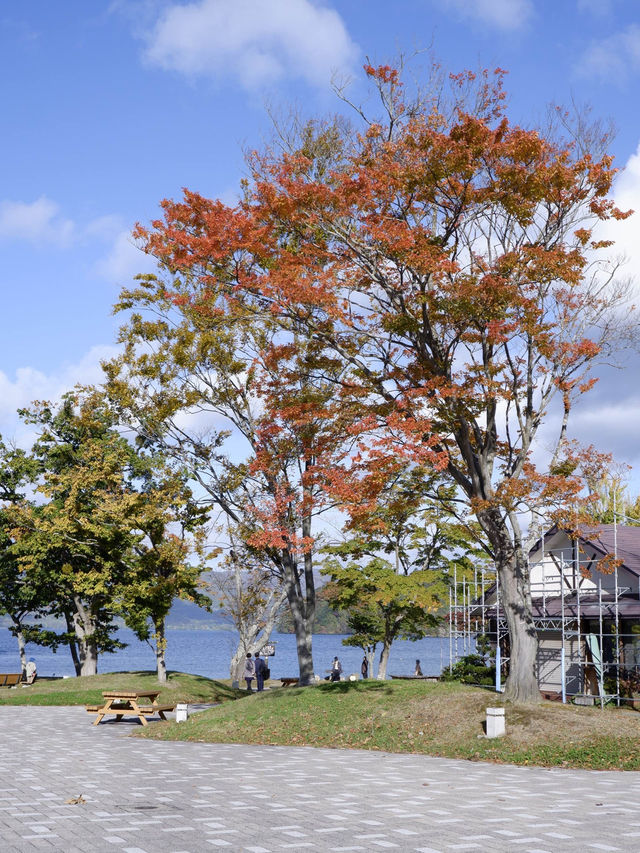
[
  {"left": 0, "top": 671, "right": 243, "bottom": 706},
  {"left": 137, "top": 679, "right": 640, "bottom": 770}
]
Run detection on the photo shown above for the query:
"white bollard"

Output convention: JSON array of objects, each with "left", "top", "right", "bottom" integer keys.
[
  {"left": 485, "top": 707, "right": 505, "bottom": 738},
  {"left": 175, "top": 703, "right": 189, "bottom": 723},
  {"left": 349, "top": 673, "right": 358, "bottom": 681}
]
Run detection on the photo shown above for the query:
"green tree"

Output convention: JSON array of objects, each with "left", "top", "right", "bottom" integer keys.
[
  {"left": 322, "top": 470, "right": 485, "bottom": 679},
  {"left": 0, "top": 440, "right": 55, "bottom": 673},
  {"left": 117, "top": 455, "right": 210, "bottom": 682},
  {"left": 14, "top": 390, "right": 143, "bottom": 675}
]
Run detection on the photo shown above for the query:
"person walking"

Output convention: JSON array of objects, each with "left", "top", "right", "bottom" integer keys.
[
  {"left": 243, "top": 653, "right": 255, "bottom": 692},
  {"left": 330, "top": 656, "right": 342, "bottom": 682},
  {"left": 254, "top": 652, "right": 266, "bottom": 692},
  {"left": 360, "top": 656, "right": 368, "bottom": 679}
]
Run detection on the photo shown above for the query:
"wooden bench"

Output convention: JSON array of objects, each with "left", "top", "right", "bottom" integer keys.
[
  {"left": 280, "top": 677, "right": 299, "bottom": 687},
  {"left": 0, "top": 673, "right": 23, "bottom": 688}
]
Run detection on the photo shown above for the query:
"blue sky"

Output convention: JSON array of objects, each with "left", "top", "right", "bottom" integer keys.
[{"left": 2, "top": 0, "right": 640, "bottom": 491}]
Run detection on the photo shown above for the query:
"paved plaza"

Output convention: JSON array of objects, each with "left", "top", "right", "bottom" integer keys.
[{"left": 1, "top": 705, "right": 639, "bottom": 852}]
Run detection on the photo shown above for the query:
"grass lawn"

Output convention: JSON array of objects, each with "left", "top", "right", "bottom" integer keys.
[
  {"left": 135, "top": 678, "right": 640, "bottom": 771},
  {"left": 0, "top": 671, "right": 243, "bottom": 706}
]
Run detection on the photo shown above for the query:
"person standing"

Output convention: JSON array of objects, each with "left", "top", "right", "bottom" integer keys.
[
  {"left": 25, "top": 658, "right": 37, "bottom": 684},
  {"left": 243, "top": 653, "right": 255, "bottom": 692},
  {"left": 330, "top": 656, "right": 342, "bottom": 682},
  {"left": 254, "top": 652, "right": 266, "bottom": 692},
  {"left": 414, "top": 659, "right": 423, "bottom": 677},
  {"left": 360, "top": 656, "right": 368, "bottom": 679}
]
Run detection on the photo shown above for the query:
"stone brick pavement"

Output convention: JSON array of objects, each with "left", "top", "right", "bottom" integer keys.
[{"left": 0, "top": 705, "right": 639, "bottom": 852}]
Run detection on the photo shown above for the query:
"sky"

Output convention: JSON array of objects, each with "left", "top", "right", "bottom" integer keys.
[{"left": 2, "top": 0, "right": 640, "bottom": 493}]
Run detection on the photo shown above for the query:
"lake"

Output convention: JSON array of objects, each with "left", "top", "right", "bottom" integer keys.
[{"left": 0, "top": 627, "right": 466, "bottom": 680}]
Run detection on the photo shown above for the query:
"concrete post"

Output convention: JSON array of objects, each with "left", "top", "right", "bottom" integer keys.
[
  {"left": 176, "top": 703, "right": 189, "bottom": 723},
  {"left": 486, "top": 707, "right": 505, "bottom": 738}
]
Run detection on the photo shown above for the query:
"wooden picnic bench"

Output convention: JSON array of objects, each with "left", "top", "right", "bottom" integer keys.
[
  {"left": 0, "top": 673, "right": 24, "bottom": 688},
  {"left": 280, "top": 677, "right": 299, "bottom": 687},
  {"left": 86, "top": 690, "right": 175, "bottom": 726}
]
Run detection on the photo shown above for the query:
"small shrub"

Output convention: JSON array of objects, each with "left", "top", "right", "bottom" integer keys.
[{"left": 441, "top": 654, "right": 496, "bottom": 686}]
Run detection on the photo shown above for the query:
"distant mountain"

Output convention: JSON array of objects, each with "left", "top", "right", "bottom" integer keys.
[{"left": 166, "top": 597, "right": 233, "bottom": 630}]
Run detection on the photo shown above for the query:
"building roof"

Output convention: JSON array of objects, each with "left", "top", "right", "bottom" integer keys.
[
  {"left": 578, "top": 525, "right": 640, "bottom": 578},
  {"left": 480, "top": 593, "right": 640, "bottom": 620},
  {"left": 532, "top": 524, "right": 640, "bottom": 578}
]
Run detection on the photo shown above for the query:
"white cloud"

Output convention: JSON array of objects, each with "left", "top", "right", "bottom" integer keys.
[
  {"left": 435, "top": 0, "right": 532, "bottom": 31},
  {"left": 0, "top": 344, "right": 121, "bottom": 449},
  {"left": 577, "top": 24, "right": 640, "bottom": 80},
  {"left": 94, "top": 229, "right": 157, "bottom": 283},
  {"left": 597, "top": 141, "right": 640, "bottom": 289},
  {"left": 143, "top": 0, "right": 359, "bottom": 90},
  {"left": 0, "top": 197, "right": 75, "bottom": 247}
]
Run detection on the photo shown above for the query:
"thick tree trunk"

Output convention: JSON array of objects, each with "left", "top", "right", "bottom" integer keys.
[
  {"left": 72, "top": 597, "right": 98, "bottom": 677},
  {"left": 498, "top": 553, "right": 540, "bottom": 703},
  {"left": 286, "top": 585, "right": 315, "bottom": 685},
  {"left": 477, "top": 510, "right": 540, "bottom": 703},
  {"left": 281, "top": 536, "right": 316, "bottom": 685},
  {"left": 230, "top": 647, "right": 247, "bottom": 686},
  {"left": 154, "top": 619, "right": 167, "bottom": 683},
  {"left": 377, "top": 639, "right": 391, "bottom": 681}
]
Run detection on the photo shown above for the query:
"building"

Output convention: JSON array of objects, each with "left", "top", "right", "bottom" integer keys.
[{"left": 452, "top": 524, "right": 640, "bottom": 702}]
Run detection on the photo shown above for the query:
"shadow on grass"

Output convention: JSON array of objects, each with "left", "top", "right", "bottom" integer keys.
[{"left": 263, "top": 680, "right": 393, "bottom": 701}]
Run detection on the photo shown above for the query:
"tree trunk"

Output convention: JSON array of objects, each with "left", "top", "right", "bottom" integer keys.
[
  {"left": 476, "top": 509, "right": 540, "bottom": 704},
  {"left": 13, "top": 622, "right": 27, "bottom": 675},
  {"left": 230, "top": 646, "right": 247, "bottom": 686},
  {"left": 72, "top": 597, "right": 98, "bottom": 677},
  {"left": 498, "top": 553, "right": 540, "bottom": 702},
  {"left": 377, "top": 639, "right": 391, "bottom": 680},
  {"left": 154, "top": 619, "right": 167, "bottom": 683},
  {"left": 284, "top": 556, "right": 315, "bottom": 685},
  {"left": 366, "top": 646, "right": 376, "bottom": 680},
  {"left": 65, "top": 610, "right": 81, "bottom": 676}
]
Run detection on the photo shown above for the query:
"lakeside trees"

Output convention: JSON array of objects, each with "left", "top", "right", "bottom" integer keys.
[
  {"left": 130, "top": 62, "right": 634, "bottom": 701},
  {"left": 1, "top": 390, "right": 208, "bottom": 677},
  {"left": 0, "top": 61, "right": 632, "bottom": 696}
]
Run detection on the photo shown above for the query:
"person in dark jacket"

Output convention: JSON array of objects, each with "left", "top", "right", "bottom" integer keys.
[
  {"left": 361, "top": 656, "right": 368, "bottom": 679},
  {"left": 330, "top": 656, "right": 342, "bottom": 682},
  {"left": 254, "top": 652, "right": 267, "bottom": 692}
]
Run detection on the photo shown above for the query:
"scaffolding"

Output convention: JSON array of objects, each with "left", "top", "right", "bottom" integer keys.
[{"left": 448, "top": 516, "right": 640, "bottom": 707}]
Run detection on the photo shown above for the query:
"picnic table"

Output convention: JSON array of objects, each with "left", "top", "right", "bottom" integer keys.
[
  {"left": 0, "top": 673, "right": 23, "bottom": 688},
  {"left": 86, "top": 690, "right": 175, "bottom": 726}
]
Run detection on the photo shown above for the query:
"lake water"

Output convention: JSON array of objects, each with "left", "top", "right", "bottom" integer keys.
[{"left": 0, "top": 627, "right": 461, "bottom": 680}]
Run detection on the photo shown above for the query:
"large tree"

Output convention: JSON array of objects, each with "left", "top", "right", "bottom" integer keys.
[
  {"left": 131, "top": 63, "right": 634, "bottom": 702},
  {"left": 14, "top": 391, "right": 141, "bottom": 675},
  {"left": 106, "top": 273, "right": 351, "bottom": 685}
]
